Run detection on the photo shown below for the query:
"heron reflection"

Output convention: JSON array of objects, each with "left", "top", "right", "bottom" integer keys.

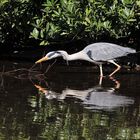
[{"left": 34, "top": 77, "right": 134, "bottom": 111}]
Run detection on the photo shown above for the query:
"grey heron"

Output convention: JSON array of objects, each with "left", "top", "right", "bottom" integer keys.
[{"left": 35, "top": 42, "right": 136, "bottom": 76}]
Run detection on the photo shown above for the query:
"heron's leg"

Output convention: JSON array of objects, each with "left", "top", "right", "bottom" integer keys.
[
  {"left": 108, "top": 60, "right": 121, "bottom": 76},
  {"left": 99, "top": 64, "right": 103, "bottom": 77},
  {"left": 99, "top": 75, "right": 103, "bottom": 85}
]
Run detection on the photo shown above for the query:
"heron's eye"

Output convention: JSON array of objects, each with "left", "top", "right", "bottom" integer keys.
[
  {"left": 47, "top": 51, "right": 61, "bottom": 58},
  {"left": 47, "top": 52, "right": 55, "bottom": 58}
]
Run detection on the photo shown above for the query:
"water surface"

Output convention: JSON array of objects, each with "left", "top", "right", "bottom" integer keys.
[{"left": 0, "top": 60, "right": 140, "bottom": 140}]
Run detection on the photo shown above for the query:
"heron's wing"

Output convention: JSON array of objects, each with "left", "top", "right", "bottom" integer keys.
[{"left": 84, "top": 43, "right": 136, "bottom": 61}]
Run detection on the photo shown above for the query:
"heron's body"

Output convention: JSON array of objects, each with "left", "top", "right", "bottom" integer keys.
[
  {"left": 84, "top": 42, "right": 135, "bottom": 61},
  {"left": 35, "top": 42, "right": 136, "bottom": 76}
]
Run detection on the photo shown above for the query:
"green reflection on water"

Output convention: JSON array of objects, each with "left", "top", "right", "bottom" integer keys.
[
  {"left": 25, "top": 93, "right": 139, "bottom": 140},
  {"left": 0, "top": 62, "right": 140, "bottom": 140},
  {"left": 0, "top": 91, "right": 140, "bottom": 140}
]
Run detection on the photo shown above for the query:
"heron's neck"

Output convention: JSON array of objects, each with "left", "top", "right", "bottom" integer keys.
[{"left": 64, "top": 51, "right": 84, "bottom": 61}]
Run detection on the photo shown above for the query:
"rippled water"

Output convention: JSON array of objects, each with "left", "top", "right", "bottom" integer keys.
[{"left": 0, "top": 60, "right": 140, "bottom": 140}]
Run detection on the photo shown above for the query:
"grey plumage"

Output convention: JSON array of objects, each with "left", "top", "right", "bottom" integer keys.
[{"left": 84, "top": 42, "right": 136, "bottom": 61}]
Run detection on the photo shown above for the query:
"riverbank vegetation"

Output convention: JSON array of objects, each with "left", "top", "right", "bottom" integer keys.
[{"left": 0, "top": 0, "right": 140, "bottom": 48}]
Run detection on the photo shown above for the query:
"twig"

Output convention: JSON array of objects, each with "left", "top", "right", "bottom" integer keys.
[{"left": 44, "top": 59, "right": 57, "bottom": 74}]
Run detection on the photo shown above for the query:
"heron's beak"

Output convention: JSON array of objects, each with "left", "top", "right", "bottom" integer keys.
[{"left": 35, "top": 56, "right": 48, "bottom": 64}]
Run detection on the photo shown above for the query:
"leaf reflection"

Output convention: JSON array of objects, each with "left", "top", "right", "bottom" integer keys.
[
  {"left": 29, "top": 75, "right": 139, "bottom": 140},
  {"left": 0, "top": 62, "right": 139, "bottom": 140}
]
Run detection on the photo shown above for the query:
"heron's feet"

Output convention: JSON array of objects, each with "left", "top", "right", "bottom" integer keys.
[{"left": 109, "top": 76, "right": 120, "bottom": 89}]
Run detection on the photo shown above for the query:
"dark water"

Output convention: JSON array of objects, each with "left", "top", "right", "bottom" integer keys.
[{"left": 0, "top": 60, "right": 140, "bottom": 140}]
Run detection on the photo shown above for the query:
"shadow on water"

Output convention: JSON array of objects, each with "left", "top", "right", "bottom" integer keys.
[{"left": 0, "top": 60, "right": 140, "bottom": 140}]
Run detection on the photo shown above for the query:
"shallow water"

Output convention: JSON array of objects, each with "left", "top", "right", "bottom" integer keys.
[{"left": 0, "top": 60, "right": 140, "bottom": 140}]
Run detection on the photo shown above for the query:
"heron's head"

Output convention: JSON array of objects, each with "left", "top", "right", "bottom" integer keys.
[{"left": 35, "top": 51, "right": 68, "bottom": 64}]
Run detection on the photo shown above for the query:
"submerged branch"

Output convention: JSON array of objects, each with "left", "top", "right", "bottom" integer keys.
[{"left": 0, "top": 59, "right": 56, "bottom": 80}]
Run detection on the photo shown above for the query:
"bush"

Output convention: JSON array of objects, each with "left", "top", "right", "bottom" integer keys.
[
  {"left": 30, "top": 0, "right": 140, "bottom": 45},
  {"left": 0, "top": 0, "right": 140, "bottom": 47},
  {"left": 0, "top": 0, "right": 43, "bottom": 47}
]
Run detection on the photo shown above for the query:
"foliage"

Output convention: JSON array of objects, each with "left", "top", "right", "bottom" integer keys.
[
  {"left": 30, "top": 0, "right": 140, "bottom": 45},
  {"left": 0, "top": 0, "right": 140, "bottom": 47},
  {"left": 0, "top": 0, "right": 42, "bottom": 46}
]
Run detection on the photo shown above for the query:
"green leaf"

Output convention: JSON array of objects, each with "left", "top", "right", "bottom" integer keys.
[
  {"left": 85, "top": 17, "right": 91, "bottom": 24},
  {"left": 46, "top": 23, "right": 50, "bottom": 32},
  {"left": 136, "top": 1, "right": 140, "bottom": 7},
  {"left": 122, "top": 0, "right": 133, "bottom": 5},
  {"left": 36, "top": 19, "right": 40, "bottom": 25},
  {"left": 128, "top": 19, "right": 136, "bottom": 22},
  {"left": 53, "top": 10, "right": 60, "bottom": 16},
  {"left": 40, "top": 40, "right": 45, "bottom": 45},
  {"left": 85, "top": 8, "right": 91, "bottom": 16},
  {"left": 0, "top": 0, "right": 8, "bottom": 6},
  {"left": 31, "top": 28, "right": 39, "bottom": 39},
  {"left": 40, "top": 30, "right": 44, "bottom": 38},
  {"left": 39, "top": 40, "right": 49, "bottom": 46}
]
